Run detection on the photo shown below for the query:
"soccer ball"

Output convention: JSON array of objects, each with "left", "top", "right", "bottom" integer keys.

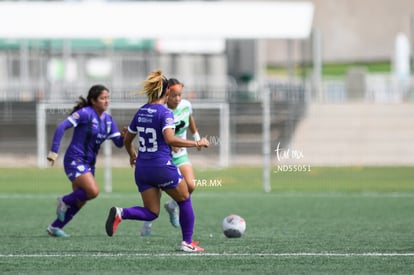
[{"left": 222, "top": 214, "right": 246, "bottom": 238}]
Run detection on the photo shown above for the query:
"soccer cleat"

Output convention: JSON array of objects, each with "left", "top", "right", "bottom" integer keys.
[
  {"left": 164, "top": 201, "right": 180, "bottom": 228},
  {"left": 179, "top": 241, "right": 204, "bottom": 252},
  {"left": 47, "top": 225, "right": 70, "bottom": 237},
  {"left": 140, "top": 222, "right": 152, "bottom": 237},
  {"left": 56, "top": 196, "right": 68, "bottom": 222},
  {"left": 192, "top": 240, "right": 200, "bottom": 245},
  {"left": 105, "top": 207, "right": 122, "bottom": 237}
]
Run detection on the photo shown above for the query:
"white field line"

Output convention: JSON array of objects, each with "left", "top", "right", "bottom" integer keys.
[
  {"left": 1, "top": 192, "right": 414, "bottom": 199},
  {"left": 1, "top": 252, "right": 414, "bottom": 258}
]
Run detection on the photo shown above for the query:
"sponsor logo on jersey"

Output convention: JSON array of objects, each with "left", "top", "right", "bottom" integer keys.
[
  {"left": 141, "top": 107, "right": 157, "bottom": 114},
  {"left": 174, "top": 109, "right": 190, "bottom": 121},
  {"left": 72, "top": 112, "right": 80, "bottom": 120},
  {"left": 138, "top": 117, "right": 153, "bottom": 123},
  {"left": 166, "top": 117, "right": 174, "bottom": 125},
  {"left": 96, "top": 133, "right": 107, "bottom": 143}
]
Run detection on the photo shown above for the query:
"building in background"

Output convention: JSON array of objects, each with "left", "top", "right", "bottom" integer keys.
[{"left": 0, "top": 0, "right": 413, "bottom": 167}]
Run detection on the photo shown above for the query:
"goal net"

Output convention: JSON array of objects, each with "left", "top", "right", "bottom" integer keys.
[{"left": 37, "top": 101, "right": 229, "bottom": 192}]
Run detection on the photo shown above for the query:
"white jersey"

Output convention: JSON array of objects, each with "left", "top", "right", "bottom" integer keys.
[{"left": 168, "top": 99, "right": 193, "bottom": 158}]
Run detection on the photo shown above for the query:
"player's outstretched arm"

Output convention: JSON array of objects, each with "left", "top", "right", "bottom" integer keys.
[
  {"left": 164, "top": 128, "right": 209, "bottom": 149},
  {"left": 110, "top": 125, "right": 128, "bottom": 148},
  {"left": 47, "top": 119, "right": 73, "bottom": 166}
]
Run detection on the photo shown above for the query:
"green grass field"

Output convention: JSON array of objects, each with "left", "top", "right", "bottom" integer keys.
[{"left": 1, "top": 166, "right": 414, "bottom": 274}]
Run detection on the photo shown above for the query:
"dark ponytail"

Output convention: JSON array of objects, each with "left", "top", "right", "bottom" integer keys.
[
  {"left": 71, "top": 97, "right": 87, "bottom": 114},
  {"left": 71, "top": 84, "right": 109, "bottom": 114},
  {"left": 160, "top": 76, "right": 169, "bottom": 98}
]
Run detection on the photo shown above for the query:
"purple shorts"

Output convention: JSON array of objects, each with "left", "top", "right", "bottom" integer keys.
[
  {"left": 134, "top": 162, "right": 182, "bottom": 193},
  {"left": 63, "top": 158, "right": 95, "bottom": 181}
]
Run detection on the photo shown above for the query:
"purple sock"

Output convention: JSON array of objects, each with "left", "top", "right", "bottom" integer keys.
[
  {"left": 51, "top": 205, "right": 81, "bottom": 228},
  {"left": 62, "top": 189, "right": 88, "bottom": 207},
  {"left": 122, "top": 206, "right": 158, "bottom": 221},
  {"left": 177, "top": 197, "right": 194, "bottom": 244}
]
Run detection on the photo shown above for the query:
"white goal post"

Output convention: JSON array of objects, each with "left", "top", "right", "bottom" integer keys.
[{"left": 36, "top": 102, "right": 229, "bottom": 192}]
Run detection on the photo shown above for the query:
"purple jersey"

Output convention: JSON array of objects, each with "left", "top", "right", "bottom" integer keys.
[
  {"left": 50, "top": 106, "right": 123, "bottom": 167},
  {"left": 128, "top": 103, "right": 175, "bottom": 165}
]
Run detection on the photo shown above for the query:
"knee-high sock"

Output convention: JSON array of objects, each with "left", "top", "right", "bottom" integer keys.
[
  {"left": 62, "top": 189, "right": 88, "bottom": 206},
  {"left": 177, "top": 197, "right": 194, "bottom": 244},
  {"left": 122, "top": 206, "right": 158, "bottom": 221},
  {"left": 51, "top": 204, "right": 81, "bottom": 229}
]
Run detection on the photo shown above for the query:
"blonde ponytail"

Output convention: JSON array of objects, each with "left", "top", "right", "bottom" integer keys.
[{"left": 139, "top": 69, "right": 169, "bottom": 103}]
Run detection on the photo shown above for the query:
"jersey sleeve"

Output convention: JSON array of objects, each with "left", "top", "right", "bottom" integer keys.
[
  {"left": 162, "top": 109, "right": 175, "bottom": 133},
  {"left": 49, "top": 118, "right": 73, "bottom": 153},
  {"left": 107, "top": 115, "right": 123, "bottom": 148},
  {"left": 67, "top": 109, "right": 87, "bottom": 127},
  {"left": 127, "top": 111, "right": 139, "bottom": 134},
  {"left": 187, "top": 100, "right": 193, "bottom": 115},
  {"left": 50, "top": 109, "right": 88, "bottom": 153}
]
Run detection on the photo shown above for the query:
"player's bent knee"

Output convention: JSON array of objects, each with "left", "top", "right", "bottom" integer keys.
[
  {"left": 188, "top": 184, "right": 195, "bottom": 194},
  {"left": 174, "top": 192, "right": 190, "bottom": 203},
  {"left": 87, "top": 189, "right": 99, "bottom": 200}
]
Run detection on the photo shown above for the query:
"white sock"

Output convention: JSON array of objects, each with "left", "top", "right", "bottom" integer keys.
[{"left": 167, "top": 200, "right": 178, "bottom": 209}]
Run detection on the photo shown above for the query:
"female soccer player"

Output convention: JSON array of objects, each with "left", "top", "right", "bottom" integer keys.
[
  {"left": 140, "top": 78, "right": 202, "bottom": 236},
  {"left": 46, "top": 85, "right": 125, "bottom": 237},
  {"left": 105, "top": 70, "right": 209, "bottom": 252}
]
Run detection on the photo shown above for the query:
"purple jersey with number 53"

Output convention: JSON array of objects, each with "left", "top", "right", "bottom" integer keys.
[{"left": 128, "top": 103, "right": 175, "bottom": 165}]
